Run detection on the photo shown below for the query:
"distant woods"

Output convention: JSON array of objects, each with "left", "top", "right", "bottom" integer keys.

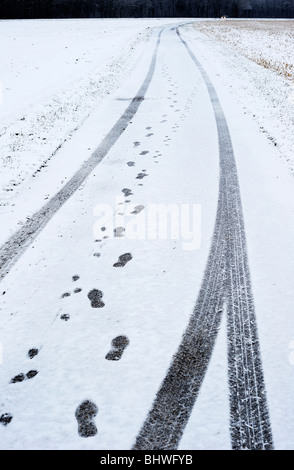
[{"left": 0, "top": 0, "right": 293, "bottom": 19}]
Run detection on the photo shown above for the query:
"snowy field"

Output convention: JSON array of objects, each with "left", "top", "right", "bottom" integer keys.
[
  {"left": 0, "top": 18, "right": 294, "bottom": 451},
  {"left": 0, "top": 18, "right": 293, "bottom": 234},
  {"left": 0, "top": 18, "right": 180, "bottom": 213},
  {"left": 193, "top": 19, "right": 294, "bottom": 176}
]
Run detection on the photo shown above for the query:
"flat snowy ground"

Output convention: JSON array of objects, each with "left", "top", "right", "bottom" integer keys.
[{"left": 0, "top": 18, "right": 293, "bottom": 450}]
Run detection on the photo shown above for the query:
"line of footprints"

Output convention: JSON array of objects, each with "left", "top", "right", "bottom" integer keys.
[
  {"left": 1, "top": 66, "right": 185, "bottom": 437},
  {"left": 0, "top": 255, "right": 132, "bottom": 435},
  {"left": 0, "top": 348, "right": 39, "bottom": 428},
  {"left": 1, "top": 166, "right": 140, "bottom": 433},
  {"left": 72, "top": 151, "right": 144, "bottom": 438},
  {"left": 75, "top": 335, "right": 131, "bottom": 439},
  {"left": 73, "top": 83, "right": 182, "bottom": 438},
  {"left": 71, "top": 129, "right": 155, "bottom": 437},
  {"left": 63, "top": 255, "right": 132, "bottom": 438}
]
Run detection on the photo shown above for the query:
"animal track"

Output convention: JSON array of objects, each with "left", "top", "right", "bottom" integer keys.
[
  {"left": 136, "top": 172, "right": 148, "bottom": 180},
  {"left": 61, "top": 276, "right": 82, "bottom": 299},
  {"left": 10, "top": 370, "right": 38, "bottom": 383},
  {"left": 0, "top": 413, "right": 13, "bottom": 426},
  {"left": 75, "top": 400, "right": 98, "bottom": 438},
  {"left": 10, "top": 373, "right": 25, "bottom": 383},
  {"left": 113, "top": 253, "right": 132, "bottom": 268},
  {"left": 61, "top": 292, "right": 71, "bottom": 298},
  {"left": 127, "top": 161, "right": 135, "bottom": 167},
  {"left": 88, "top": 289, "right": 105, "bottom": 308},
  {"left": 74, "top": 287, "right": 82, "bottom": 293},
  {"left": 105, "top": 335, "right": 130, "bottom": 361},
  {"left": 60, "top": 313, "right": 70, "bottom": 321},
  {"left": 139, "top": 150, "right": 149, "bottom": 155},
  {"left": 27, "top": 348, "right": 39, "bottom": 359},
  {"left": 122, "top": 188, "right": 133, "bottom": 197},
  {"left": 26, "top": 370, "right": 38, "bottom": 379}
]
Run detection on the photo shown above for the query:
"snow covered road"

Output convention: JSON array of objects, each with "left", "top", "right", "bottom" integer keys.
[
  {"left": 0, "top": 19, "right": 294, "bottom": 450},
  {"left": 133, "top": 27, "right": 273, "bottom": 451}
]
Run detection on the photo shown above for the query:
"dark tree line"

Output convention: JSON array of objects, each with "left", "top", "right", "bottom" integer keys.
[{"left": 0, "top": 0, "right": 293, "bottom": 19}]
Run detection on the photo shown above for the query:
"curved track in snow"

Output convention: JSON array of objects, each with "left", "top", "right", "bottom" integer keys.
[
  {"left": 0, "top": 21, "right": 274, "bottom": 451},
  {"left": 133, "top": 25, "right": 273, "bottom": 451},
  {"left": 0, "top": 29, "right": 164, "bottom": 282}
]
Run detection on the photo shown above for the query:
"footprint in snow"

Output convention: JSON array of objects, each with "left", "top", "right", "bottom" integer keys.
[
  {"left": 122, "top": 188, "right": 133, "bottom": 197},
  {"left": 27, "top": 348, "right": 39, "bottom": 359},
  {"left": 61, "top": 292, "right": 71, "bottom": 298},
  {"left": 88, "top": 289, "right": 105, "bottom": 308},
  {"left": 136, "top": 172, "right": 148, "bottom": 180},
  {"left": 60, "top": 313, "right": 70, "bottom": 321},
  {"left": 113, "top": 253, "right": 132, "bottom": 268},
  {"left": 61, "top": 276, "right": 82, "bottom": 299},
  {"left": 0, "top": 413, "right": 13, "bottom": 426},
  {"left": 10, "top": 370, "right": 38, "bottom": 383},
  {"left": 105, "top": 335, "right": 130, "bottom": 361},
  {"left": 75, "top": 400, "right": 98, "bottom": 438}
]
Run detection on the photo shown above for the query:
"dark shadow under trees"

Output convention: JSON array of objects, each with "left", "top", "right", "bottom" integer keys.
[{"left": 0, "top": 0, "right": 293, "bottom": 20}]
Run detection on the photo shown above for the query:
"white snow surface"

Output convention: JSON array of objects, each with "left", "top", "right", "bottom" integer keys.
[
  {"left": 0, "top": 18, "right": 179, "bottom": 210},
  {"left": 0, "top": 18, "right": 293, "bottom": 450}
]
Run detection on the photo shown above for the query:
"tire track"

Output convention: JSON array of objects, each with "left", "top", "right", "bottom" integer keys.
[
  {"left": 133, "top": 27, "right": 273, "bottom": 450},
  {"left": 0, "top": 29, "right": 163, "bottom": 281}
]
